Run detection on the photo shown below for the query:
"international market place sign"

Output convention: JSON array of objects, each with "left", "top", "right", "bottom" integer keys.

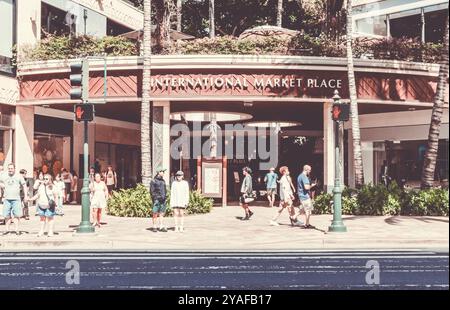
[{"left": 149, "top": 72, "right": 350, "bottom": 98}]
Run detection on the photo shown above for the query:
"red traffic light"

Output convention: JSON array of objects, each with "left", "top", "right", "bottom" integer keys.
[
  {"left": 74, "top": 104, "right": 94, "bottom": 122},
  {"left": 331, "top": 103, "right": 350, "bottom": 121}
]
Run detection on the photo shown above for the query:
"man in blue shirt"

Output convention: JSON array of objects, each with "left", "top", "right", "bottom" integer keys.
[
  {"left": 297, "top": 165, "right": 316, "bottom": 228},
  {"left": 264, "top": 167, "right": 278, "bottom": 208}
]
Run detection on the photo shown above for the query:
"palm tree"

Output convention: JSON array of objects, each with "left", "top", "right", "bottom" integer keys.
[
  {"left": 276, "top": 0, "right": 283, "bottom": 27},
  {"left": 141, "top": 0, "right": 152, "bottom": 187},
  {"left": 154, "top": 0, "right": 172, "bottom": 52},
  {"left": 421, "top": 18, "right": 449, "bottom": 189},
  {"left": 176, "top": 0, "right": 182, "bottom": 32},
  {"left": 346, "top": 0, "right": 364, "bottom": 188},
  {"left": 209, "top": 0, "right": 215, "bottom": 38}
]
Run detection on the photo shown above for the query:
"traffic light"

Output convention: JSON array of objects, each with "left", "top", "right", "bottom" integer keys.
[
  {"left": 331, "top": 103, "right": 350, "bottom": 122},
  {"left": 69, "top": 59, "right": 89, "bottom": 101},
  {"left": 74, "top": 104, "right": 94, "bottom": 122}
]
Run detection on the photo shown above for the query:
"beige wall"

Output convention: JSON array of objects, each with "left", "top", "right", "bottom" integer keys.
[
  {"left": 0, "top": 75, "right": 19, "bottom": 106},
  {"left": 95, "top": 124, "right": 140, "bottom": 146},
  {"left": 16, "top": 0, "right": 41, "bottom": 50},
  {"left": 13, "top": 106, "right": 34, "bottom": 177}
]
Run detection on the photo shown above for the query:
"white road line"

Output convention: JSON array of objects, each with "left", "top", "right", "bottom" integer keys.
[{"left": 0, "top": 255, "right": 447, "bottom": 260}]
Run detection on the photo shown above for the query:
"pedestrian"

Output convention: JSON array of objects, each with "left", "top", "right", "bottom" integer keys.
[
  {"left": 70, "top": 170, "right": 78, "bottom": 204},
  {"left": 0, "top": 163, "right": 29, "bottom": 235},
  {"left": 170, "top": 170, "right": 189, "bottom": 232},
  {"left": 33, "top": 171, "right": 45, "bottom": 215},
  {"left": 239, "top": 167, "right": 254, "bottom": 220},
  {"left": 53, "top": 174, "right": 65, "bottom": 216},
  {"left": 270, "top": 166, "right": 302, "bottom": 226},
  {"left": 104, "top": 165, "right": 117, "bottom": 195},
  {"left": 19, "top": 169, "right": 31, "bottom": 220},
  {"left": 61, "top": 168, "right": 73, "bottom": 203},
  {"left": 89, "top": 167, "right": 95, "bottom": 183},
  {"left": 89, "top": 173, "right": 108, "bottom": 228},
  {"left": 264, "top": 167, "right": 278, "bottom": 208},
  {"left": 149, "top": 167, "right": 167, "bottom": 232},
  {"left": 29, "top": 174, "right": 58, "bottom": 237},
  {"left": 297, "top": 165, "right": 317, "bottom": 229}
]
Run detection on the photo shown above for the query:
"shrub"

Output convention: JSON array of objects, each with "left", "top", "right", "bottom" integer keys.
[
  {"left": 187, "top": 191, "right": 214, "bottom": 215},
  {"left": 312, "top": 192, "right": 332, "bottom": 215},
  {"left": 107, "top": 184, "right": 214, "bottom": 217},
  {"left": 402, "top": 189, "right": 449, "bottom": 216},
  {"left": 342, "top": 195, "right": 358, "bottom": 215}
]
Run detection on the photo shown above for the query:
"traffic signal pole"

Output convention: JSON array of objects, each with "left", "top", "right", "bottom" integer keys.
[
  {"left": 328, "top": 90, "right": 347, "bottom": 232},
  {"left": 70, "top": 58, "right": 95, "bottom": 234}
]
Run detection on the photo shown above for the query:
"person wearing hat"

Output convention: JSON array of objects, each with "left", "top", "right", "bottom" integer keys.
[
  {"left": 170, "top": 170, "right": 190, "bottom": 232},
  {"left": 150, "top": 167, "right": 168, "bottom": 232},
  {"left": 239, "top": 167, "right": 255, "bottom": 220},
  {"left": 264, "top": 167, "right": 278, "bottom": 208}
]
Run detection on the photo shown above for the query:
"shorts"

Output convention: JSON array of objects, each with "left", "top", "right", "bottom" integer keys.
[
  {"left": 107, "top": 185, "right": 115, "bottom": 193},
  {"left": 300, "top": 198, "right": 314, "bottom": 212},
  {"left": 152, "top": 200, "right": 166, "bottom": 214},
  {"left": 266, "top": 188, "right": 276, "bottom": 196},
  {"left": 3, "top": 199, "right": 22, "bottom": 218},
  {"left": 38, "top": 205, "right": 55, "bottom": 218},
  {"left": 64, "top": 183, "right": 71, "bottom": 194},
  {"left": 172, "top": 205, "right": 187, "bottom": 209}
]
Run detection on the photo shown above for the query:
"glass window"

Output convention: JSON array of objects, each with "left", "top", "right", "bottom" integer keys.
[
  {"left": 355, "top": 15, "right": 388, "bottom": 36},
  {"left": 41, "top": 2, "right": 73, "bottom": 37},
  {"left": 373, "top": 140, "right": 449, "bottom": 188},
  {"left": 390, "top": 9, "right": 421, "bottom": 39},
  {"left": 425, "top": 9, "right": 448, "bottom": 43},
  {"left": 0, "top": 0, "right": 14, "bottom": 74}
]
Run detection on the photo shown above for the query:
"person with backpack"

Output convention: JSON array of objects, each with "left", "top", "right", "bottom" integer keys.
[
  {"left": 30, "top": 174, "right": 58, "bottom": 237},
  {"left": 264, "top": 167, "right": 278, "bottom": 208},
  {"left": 104, "top": 165, "right": 118, "bottom": 195},
  {"left": 150, "top": 167, "right": 168, "bottom": 232}
]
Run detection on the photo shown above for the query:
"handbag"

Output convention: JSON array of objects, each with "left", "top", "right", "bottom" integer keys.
[{"left": 44, "top": 186, "right": 57, "bottom": 212}]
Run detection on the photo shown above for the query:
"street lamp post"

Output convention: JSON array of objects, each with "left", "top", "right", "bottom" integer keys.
[{"left": 328, "top": 90, "right": 347, "bottom": 232}]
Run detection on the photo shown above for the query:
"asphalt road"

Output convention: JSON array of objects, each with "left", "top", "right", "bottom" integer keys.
[{"left": 0, "top": 250, "right": 448, "bottom": 289}]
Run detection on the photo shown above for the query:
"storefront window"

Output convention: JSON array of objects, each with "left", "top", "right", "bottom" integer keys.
[
  {"left": 355, "top": 15, "right": 388, "bottom": 36},
  {"left": 374, "top": 140, "right": 449, "bottom": 188},
  {"left": 33, "top": 134, "right": 66, "bottom": 177}
]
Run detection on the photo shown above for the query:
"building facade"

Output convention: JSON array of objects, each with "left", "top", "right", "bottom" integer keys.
[{"left": 1, "top": 0, "right": 449, "bottom": 201}]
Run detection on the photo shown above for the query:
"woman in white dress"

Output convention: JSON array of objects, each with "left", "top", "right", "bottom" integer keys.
[
  {"left": 89, "top": 173, "right": 108, "bottom": 228},
  {"left": 170, "top": 171, "right": 190, "bottom": 232}
]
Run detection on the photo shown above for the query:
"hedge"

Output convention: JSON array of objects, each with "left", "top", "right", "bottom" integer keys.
[
  {"left": 107, "top": 183, "right": 213, "bottom": 217},
  {"left": 313, "top": 182, "right": 449, "bottom": 216}
]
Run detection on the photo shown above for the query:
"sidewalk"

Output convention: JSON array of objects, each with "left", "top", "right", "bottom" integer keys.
[{"left": 0, "top": 205, "right": 448, "bottom": 250}]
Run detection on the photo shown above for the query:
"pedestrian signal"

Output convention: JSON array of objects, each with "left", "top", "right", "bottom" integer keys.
[
  {"left": 331, "top": 104, "right": 350, "bottom": 122},
  {"left": 74, "top": 104, "right": 94, "bottom": 122}
]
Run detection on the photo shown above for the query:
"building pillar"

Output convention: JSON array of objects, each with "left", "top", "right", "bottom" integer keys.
[
  {"left": 323, "top": 102, "right": 334, "bottom": 193},
  {"left": 347, "top": 130, "right": 355, "bottom": 188},
  {"left": 361, "top": 141, "right": 374, "bottom": 184},
  {"left": 152, "top": 100, "right": 170, "bottom": 183},
  {"left": 13, "top": 106, "right": 34, "bottom": 175}
]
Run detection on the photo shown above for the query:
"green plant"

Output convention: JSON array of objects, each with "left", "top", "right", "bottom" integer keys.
[
  {"left": 402, "top": 189, "right": 449, "bottom": 216},
  {"left": 107, "top": 183, "right": 152, "bottom": 217},
  {"left": 186, "top": 190, "right": 214, "bottom": 215},
  {"left": 107, "top": 184, "right": 214, "bottom": 217},
  {"left": 312, "top": 192, "right": 332, "bottom": 215},
  {"left": 342, "top": 195, "right": 358, "bottom": 215}
]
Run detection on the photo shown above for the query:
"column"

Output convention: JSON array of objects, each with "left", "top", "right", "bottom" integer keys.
[
  {"left": 152, "top": 100, "right": 170, "bottom": 183},
  {"left": 361, "top": 141, "right": 374, "bottom": 184},
  {"left": 14, "top": 106, "right": 34, "bottom": 174},
  {"left": 323, "top": 102, "right": 334, "bottom": 193}
]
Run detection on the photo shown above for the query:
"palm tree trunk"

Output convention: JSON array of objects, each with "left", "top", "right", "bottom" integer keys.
[
  {"left": 141, "top": 0, "right": 152, "bottom": 187},
  {"left": 176, "top": 0, "right": 182, "bottom": 32},
  {"left": 277, "top": 0, "right": 283, "bottom": 27},
  {"left": 155, "top": 0, "right": 172, "bottom": 52},
  {"left": 346, "top": 0, "right": 364, "bottom": 188},
  {"left": 209, "top": 0, "right": 215, "bottom": 38},
  {"left": 421, "top": 18, "right": 449, "bottom": 189}
]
